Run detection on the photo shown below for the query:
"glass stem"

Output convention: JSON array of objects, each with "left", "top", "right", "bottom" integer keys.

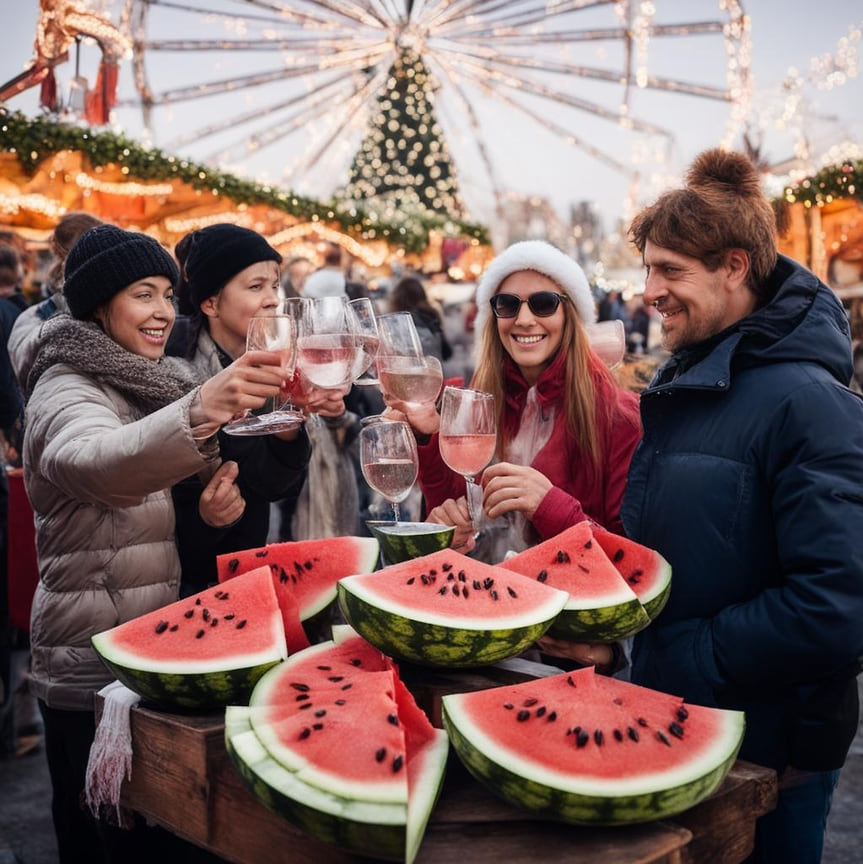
[{"left": 392, "top": 501, "right": 400, "bottom": 523}]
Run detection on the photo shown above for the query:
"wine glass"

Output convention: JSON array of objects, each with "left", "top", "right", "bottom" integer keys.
[
  {"left": 347, "top": 297, "right": 380, "bottom": 386},
  {"left": 376, "top": 312, "right": 443, "bottom": 409},
  {"left": 438, "top": 386, "right": 496, "bottom": 525},
  {"left": 359, "top": 419, "right": 419, "bottom": 522},
  {"left": 295, "top": 297, "right": 359, "bottom": 390},
  {"left": 223, "top": 312, "right": 304, "bottom": 436}
]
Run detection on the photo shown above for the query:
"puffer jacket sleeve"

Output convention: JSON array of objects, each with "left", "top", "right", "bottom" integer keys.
[
  {"left": 27, "top": 365, "right": 218, "bottom": 506},
  {"left": 705, "top": 379, "right": 863, "bottom": 693}
]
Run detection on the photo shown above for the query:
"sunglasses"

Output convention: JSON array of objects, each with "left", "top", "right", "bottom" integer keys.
[{"left": 489, "top": 291, "right": 568, "bottom": 319}]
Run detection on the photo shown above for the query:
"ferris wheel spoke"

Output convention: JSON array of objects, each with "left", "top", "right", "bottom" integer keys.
[{"left": 141, "top": 0, "right": 289, "bottom": 27}]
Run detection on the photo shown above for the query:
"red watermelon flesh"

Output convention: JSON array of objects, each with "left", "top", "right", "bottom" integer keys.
[
  {"left": 217, "top": 536, "right": 379, "bottom": 647},
  {"left": 96, "top": 566, "right": 285, "bottom": 670},
  {"left": 501, "top": 521, "right": 637, "bottom": 608},
  {"left": 442, "top": 666, "right": 745, "bottom": 824},
  {"left": 590, "top": 525, "right": 672, "bottom": 621}
]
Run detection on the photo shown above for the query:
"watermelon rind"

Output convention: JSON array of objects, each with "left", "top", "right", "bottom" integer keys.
[
  {"left": 226, "top": 703, "right": 449, "bottom": 863},
  {"left": 441, "top": 689, "right": 745, "bottom": 826},
  {"left": 366, "top": 521, "right": 456, "bottom": 564},
  {"left": 337, "top": 575, "right": 568, "bottom": 667},
  {"left": 548, "top": 597, "right": 651, "bottom": 642}
]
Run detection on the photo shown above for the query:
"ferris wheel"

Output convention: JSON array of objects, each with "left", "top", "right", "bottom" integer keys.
[{"left": 115, "top": 0, "right": 750, "bottom": 222}]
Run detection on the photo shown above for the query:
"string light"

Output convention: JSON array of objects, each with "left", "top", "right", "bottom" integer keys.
[
  {"left": 0, "top": 192, "right": 66, "bottom": 218},
  {"left": 75, "top": 171, "right": 173, "bottom": 196}
]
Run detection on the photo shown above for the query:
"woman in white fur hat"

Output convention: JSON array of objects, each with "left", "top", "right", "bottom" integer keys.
[{"left": 387, "top": 239, "right": 641, "bottom": 569}]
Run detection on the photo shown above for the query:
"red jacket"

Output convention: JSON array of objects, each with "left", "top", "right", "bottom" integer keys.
[{"left": 418, "top": 353, "right": 641, "bottom": 537}]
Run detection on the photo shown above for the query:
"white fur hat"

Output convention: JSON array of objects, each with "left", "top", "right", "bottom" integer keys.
[{"left": 473, "top": 240, "right": 596, "bottom": 338}]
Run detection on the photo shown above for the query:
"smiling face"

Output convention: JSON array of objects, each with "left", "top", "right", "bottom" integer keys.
[
  {"left": 642, "top": 240, "right": 756, "bottom": 354},
  {"left": 201, "top": 260, "right": 281, "bottom": 358},
  {"left": 94, "top": 276, "right": 176, "bottom": 360},
  {"left": 494, "top": 270, "right": 566, "bottom": 385}
]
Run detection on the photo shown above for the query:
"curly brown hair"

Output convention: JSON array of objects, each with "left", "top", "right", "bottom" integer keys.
[{"left": 628, "top": 149, "right": 778, "bottom": 304}]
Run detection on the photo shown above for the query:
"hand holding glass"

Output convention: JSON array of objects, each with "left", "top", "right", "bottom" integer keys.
[
  {"left": 438, "top": 386, "right": 496, "bottom": 525},
  {"left": 223, "top": 313, "right": 304, "bottom": 436},
  {"left": 360, "top": 420, "right": 419, "bottom": 522}
]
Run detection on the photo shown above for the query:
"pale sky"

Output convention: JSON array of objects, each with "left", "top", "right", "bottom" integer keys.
[{"left": 2, "top": 1, "right": 861, "bottom": 234}]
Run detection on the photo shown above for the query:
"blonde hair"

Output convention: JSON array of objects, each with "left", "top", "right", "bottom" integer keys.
[{"left": 470, "top": 298, "right": 607, "bottom": 466}]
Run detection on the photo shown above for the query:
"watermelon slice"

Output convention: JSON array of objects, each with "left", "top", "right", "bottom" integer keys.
[
  {"left": 225, "top": 637, "right": 449, "bottom": 863},
  {"left": 500, "top": 521, "right": 652, "bottom": 641},
  {"left": 591, "top": 524, "right": 672, "bottom": 621},
  {"left": 92, "top": 567, "right": 287, "bottom": 710},
  {"left": 442, "top": 666, "right": 745, "bottom": 826},
  {"left": 337, "top": 549, "right": 569, "bottom": 667},
  {"left": 217, "top": 536, "right": 379, "bottom": 646}
]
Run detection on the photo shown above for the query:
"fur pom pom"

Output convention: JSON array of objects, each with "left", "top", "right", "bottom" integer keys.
[{"left": 686, "top": 148, "right": 761, "bottom": 197}]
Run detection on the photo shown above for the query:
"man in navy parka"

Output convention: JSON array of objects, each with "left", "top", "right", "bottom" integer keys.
[{"left": 623, "top": 148, "right": 863, "bottom": 863}]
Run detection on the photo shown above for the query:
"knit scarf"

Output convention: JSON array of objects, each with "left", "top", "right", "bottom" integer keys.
[
  {"left": 27, "top": 314, "right": 201, "bottom": 414},
  {"left": 502, "top": 349, "right": 566, "bottom": 440}
]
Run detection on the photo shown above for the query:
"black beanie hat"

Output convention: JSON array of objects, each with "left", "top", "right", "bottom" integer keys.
[
  {"left": 64, "top": 224, "right": 180, "bottom": 320},
  {"left": 176, "top": 224, "right": 282, "bottom": 315}
]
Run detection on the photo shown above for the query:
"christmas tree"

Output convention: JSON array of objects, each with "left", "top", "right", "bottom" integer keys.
[{"left": 341, "top": 47, "right": 466, "bottom": 222}]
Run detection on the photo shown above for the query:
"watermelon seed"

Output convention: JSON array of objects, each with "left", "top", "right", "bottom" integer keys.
[
  {"left": 219, "top": 592, "right": 229, "bottom": 600},
  {"left": 458, "top": 570, "right": 466, "bottom": 580},
  {"left": 224, "top": 613, "right": 235, "bottom": 620},
  {"left": 169, "top": 625, "right": 178, "bottom": 632},
  {"left": 547, "top": 711, "right": 557, "bottom": 722},
  {"left": 291, "top": 683, "right": 310, "bottom": 691},
  {"left": 507, "top": 587, "right": 518, "bottom": 598},
  {"left": 350, "top": 659, "right": 362, "bottom": 666},
  {"left": 335, "top": 699, "right": 347, "bottom": 705},
  {"left": 669, "top": 722, "right": 685, "bottom": 739},
  {"left": 299, "top": 703, "right": 313, "bottom": 711},
  {"left": 536, "top": 706, "right": 547, "bottom": 717},
  {"left": 656, "top": 730, "right": 672, "bottom": 747},
  {"left": 575, "top": 730, "right": 590, "bottom": 748},
  {"left": 483, "top": 578, "right": 494, "bottom": 589},
  {"left": 452, "top": 584, "right": 460, "bottom": 596},
  {"left": 447, "top": 573, "right": 455, "bottom": 581},
  {"left": 628, "top": 570, "right": 643, "bottom": 584},
  {"left": 341, "top": 683, "right": 353, "bottom": 690},
  {"left": 154, "top": 621, "right": 169, "bottom": 634},
  {"left": 387, "top": 714, "right": 399, "bottom": 726},
  {"left": 627, "top": 727, "right": 639, "bottom": 742},
  {"left": 516, "top": 710, "right": 530, "bottom": 722},
  {"left": 294, "top": 561, "right": 304, "bottom": 575},
  {"left": 195, "top": 598, "right": 202, "bottom": 605},
  {"left": 184, "top": 610, "right": 194, "bottom": 619},
  {"left": 567, "top": 676, "right": 576, "bottom": 687},
  {"left": 438, "top": 586, "right": 448, "bottom": 595},
  {"left": 584, "top": 540, "right": 593, "bottom": 549},
  {"left": 375, "top": 748, "right": 387, "bottom": 762},
  {"left": 613, "top": 729, "right": 624, "bottom": 742},
  {"left": 613, "top": 549, "right": 625, "bottom": 563},
  {"left": 406, "top": 577, "right": 415, "bottom": 585},
  {"left": 236, "top": 620, "right": 247, "bottom": 629},
  {"left": 214, "top": 591, "right": 223, "bottom": 599},
  {"left": 210, "top": 619, "right": 218, "bottom": 627},
  {"left": 594, "top": 729, "right": 604, "bottom": 746},
  {"left": 202, "top": 609, "right": 210, "bottom": 622},
  {"left": 537, "top": 570, "right": 548, "bottom": 583},
  {"left": 278, "top": 567, "right": 288, "bottom": 584},
  {"left": 315, "top": 710, "right": 327, "bottom": 718},
  {"left": 442, "top": 563, "right": 453, "bottom": 572},
  {"left": 429, "top": 569, "right": 438, "bottom": 576},
  {"left": 255, "top": 550, "right": 268, "bottom": 558},
  {"left": 312, "top": 723, "right": 324, "bottom": 731},
  {"left": 228, "top": 559, "right": 239, "bottom": 573},
  {"left": 420, "top": 574, "right": 429, "bottom": 585},
  {"left": 503, "top": 703, "right": 514, "bottom": 710},
  {"left": 291, "top": 574, "right": 297, "bottom": 584},
  {"left": 637, "top": 717, "right": 648, "bottom": 727},
  {"left": 490, "top": 590, "right": 498, "bottom": 601},
  {"left": 295, "top": 694, "right": 310, "bottom": 701},
  {"left": 578, "top": 564, "right": 590, "bottom": 574},
  {"left": 613, "top": 697, "right": 623, "bottom": 705},
  {"left": 556, "top": 550, "right": 571, "bottom": 564},
  {"left": 196, "top": 629, "right": 205, "bottom": 639},
  {"left": 677, "top": 707, "right": 689, "bottom": 722},
  {"left": 392, "top": 755, "right": 404, "bottom": 773},
  {"left": 523, "top": 698, "right": 538, "bottom": 707},
  {"left": 327, "top": 676, "right": 344, "bottom": 682},
  {"left": 317, "top": 665, "right": 332, "bottom": 671},
  {"left": 304, "top": 561, "right": 313, "bottom": 571},
  {"left": 299, "top": 728, "right": 311, "bottom": 740},
  {"left": 462, "top": 586, "right": 469, "bottom": 599},
  {"left": 473, "top": 580, "right": 482, "bottom": 590}
]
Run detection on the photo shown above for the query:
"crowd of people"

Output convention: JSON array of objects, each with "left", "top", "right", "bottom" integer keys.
[{"left": 0, "top": 146, "right": 861, "bottom": 864}]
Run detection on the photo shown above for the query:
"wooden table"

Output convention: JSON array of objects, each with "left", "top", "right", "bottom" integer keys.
[{"left": 105, "top": 665, "right": 777, "bottom": 864}]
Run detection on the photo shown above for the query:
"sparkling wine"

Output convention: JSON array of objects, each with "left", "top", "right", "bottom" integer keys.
[
  {"left": 439, "top": 433, "right": 496, "bottom": 478},
  {"left": 362, "top": 458, "right": 417, "bottom": 502},
  {"left": 378, "top": 359, "right": 442, "bottom": 405},
  {"left": 296, "top": 334, "right": 357, "bottom": 388}
]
